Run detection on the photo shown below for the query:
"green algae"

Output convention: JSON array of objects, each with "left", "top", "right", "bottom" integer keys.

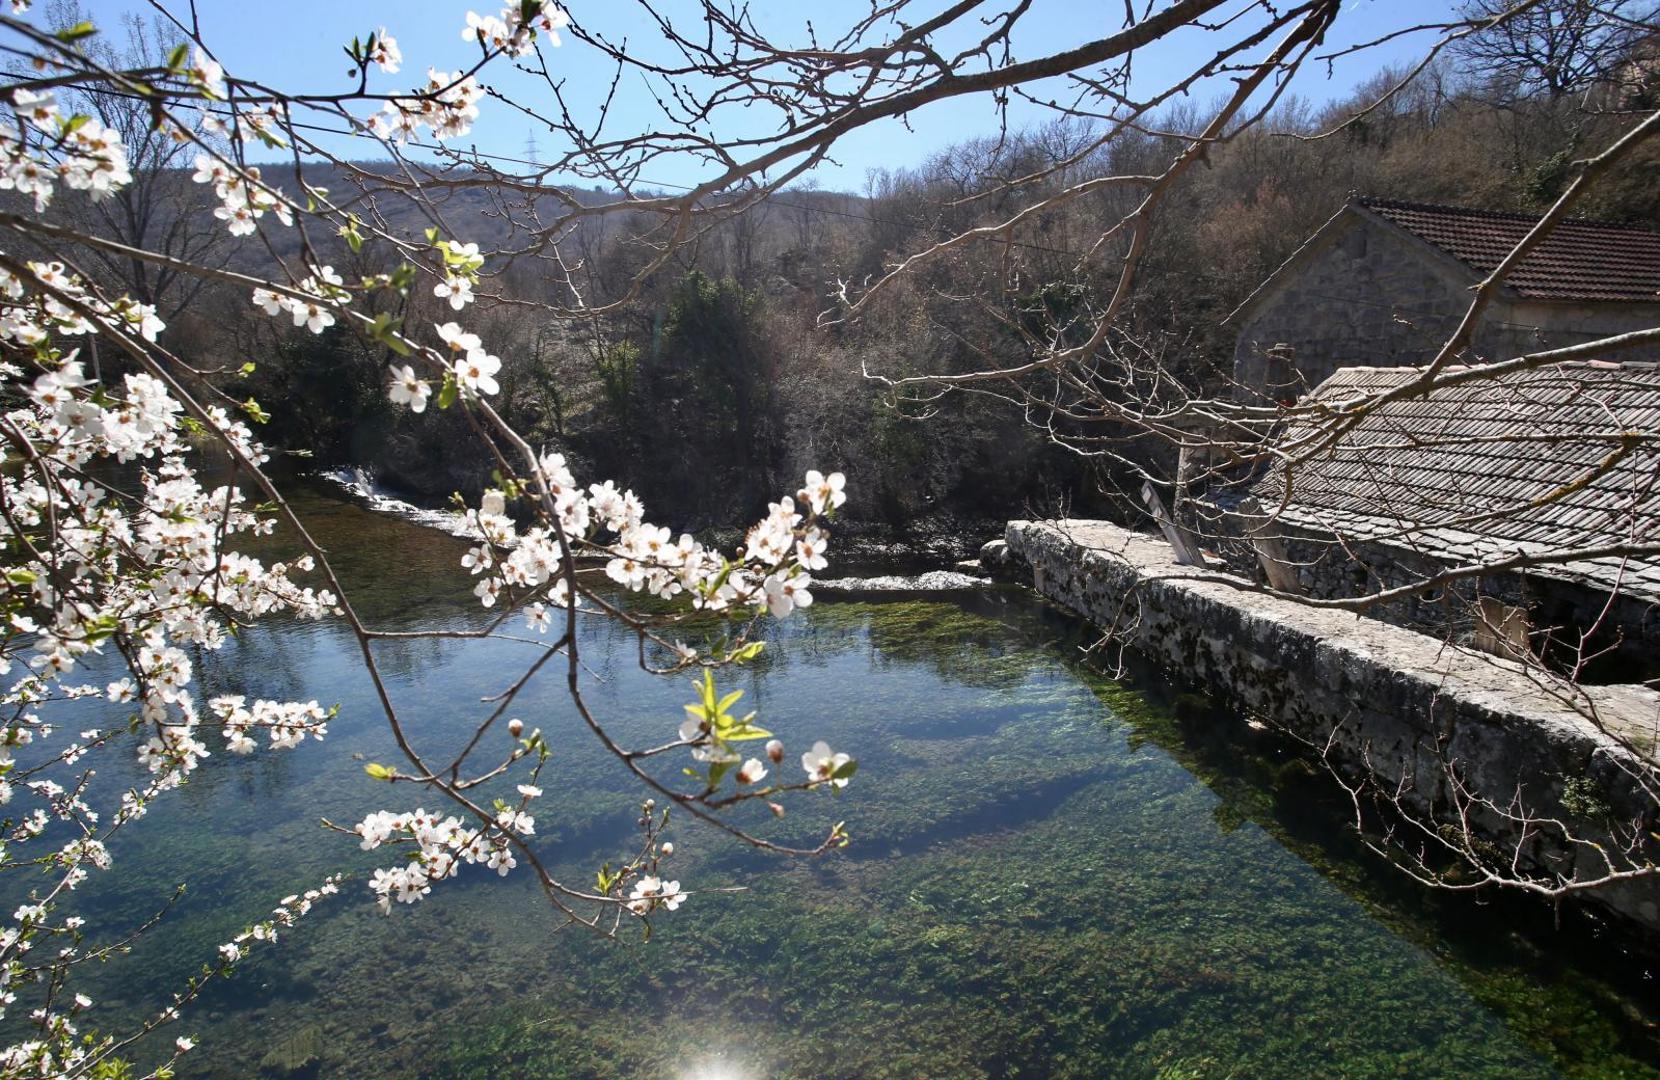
[
  {"left": 428, "top": 601, "right": 1656, "bottom": 1080},
  {"left": 10, "top": 488, "right": 1657, "bottom": 1079},
  {"left": 259, "top": 1025, "right": 324, "bottom": 1077}
]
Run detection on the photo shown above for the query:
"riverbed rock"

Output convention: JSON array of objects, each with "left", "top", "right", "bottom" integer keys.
[
  {"left": 978, "top": 538, "right": 1029, "bottom": 580},
  {"left": 258, "top": 1025, "right": 324, "bottom": 1077}
]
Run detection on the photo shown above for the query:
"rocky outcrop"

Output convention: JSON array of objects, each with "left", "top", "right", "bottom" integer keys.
[{"left": 977, "top": 538, "right": 1029, "bottom": 581}]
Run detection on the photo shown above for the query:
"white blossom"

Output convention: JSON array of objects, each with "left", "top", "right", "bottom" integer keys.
[
  {"left": 626, "top": 875, "right": 684, "bottom": 916},
  {"left": 802, "top": 741, "right": 853, "bottom": 788},
  {"left": 433, "top": 273, "right": 474, "bottom": 310},
  {"left": 799, "top": 470, "right": 847, "bottom": 514},
  {"left": 387, "top": 364, "right": 431, "bottom": 412},
  {"left": 453, "top": 348, "right": 501, "bottom": 396},
  {"left": 368, "top": 28, "right": 402, "bottom": 73}
]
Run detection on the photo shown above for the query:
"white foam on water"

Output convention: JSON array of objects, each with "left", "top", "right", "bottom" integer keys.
[
  {"left": 316, "top": 467, "right": 482, "bottom": 540},
  {"left": 317, "top": 472, "right": 989, "bottom": 595},
  {"left": 813, "top": 570, "right": 990, "bottom": 593}
]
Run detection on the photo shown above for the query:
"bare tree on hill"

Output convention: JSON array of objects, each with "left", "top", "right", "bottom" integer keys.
[{"left": 1454, "top": 0, "right": 1660, "bottom": 100}]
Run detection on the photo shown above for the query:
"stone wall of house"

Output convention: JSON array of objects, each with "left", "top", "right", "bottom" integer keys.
[
  {"left": 1231, "top": 213, "right": 1660, "bottom": 401},
  {"left": 1004, "top": 519, "right": 1660, "bottom": 938},
  {"left": 1232, "top": 217, "right": 1474, "bottom": 400},
  {"left": 1192, "top": 503, "right": 1660, "bottom": 680},
  {"left": 1207, "top": 519, "right": 1660, "bottom": 682},
  {"left": 1486, "top": 298, "right": 1660, "bottom": 360}
]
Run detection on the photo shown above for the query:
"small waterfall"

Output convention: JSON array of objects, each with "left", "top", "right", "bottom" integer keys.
[
  {"left": 314, "top": 472, "right": 991, "bottom": 593},
  {"left": 812, "top": 569, "right": 990, "bottom": 593},
  {"left": 315, "top": 468, "right": 482, "bottom": 540}
]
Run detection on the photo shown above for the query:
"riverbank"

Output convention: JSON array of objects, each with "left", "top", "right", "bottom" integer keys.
[
  {"left": 998, "top": 519, "right": 1660, "bottom": 941},
  {"left": 101, "top": 480, "right": 1655, "bottom": 1077},
  {"left": 315, "top": 466, "right": 1002, "bottom": 563}
]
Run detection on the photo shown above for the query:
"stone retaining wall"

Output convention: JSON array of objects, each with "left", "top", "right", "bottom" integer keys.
[
  {"left": 1198, "top": 516, "right": 1660, "bottom": 682},
  {"left": 1004, "top": 519, "right": 1660, "bottom": 936}
]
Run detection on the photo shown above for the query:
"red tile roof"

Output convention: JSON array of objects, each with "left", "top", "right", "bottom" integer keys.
[{"left": 1358, "top": 197, "right": 1660, "bottom": 303}]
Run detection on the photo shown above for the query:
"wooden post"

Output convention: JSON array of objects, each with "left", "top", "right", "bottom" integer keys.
[
  {"left": 1235, "top": 497, "right": 1303, "bottom": 594},
  {"left": 1474, "top": 597, "right": 1532, "bottom": 661},
  {"left": 1141, "top": 481, "right": 1208, "bottom": 567}
]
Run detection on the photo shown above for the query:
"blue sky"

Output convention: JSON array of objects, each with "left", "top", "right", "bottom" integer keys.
[{"left": 41, "top": 0, "right": 1464, "bottom": 192}]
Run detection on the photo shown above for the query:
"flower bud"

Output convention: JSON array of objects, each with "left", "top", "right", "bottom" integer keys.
[
  {"left": 765, "top": 738, "right": 784, "bottom": 764},
  {"left": 507, "top": 718, "right": 524, "bottom": 738},
  {"left": 659, "top": 842, "right": 674, "bottom": 857},
  {"left": 768, "top": 802, "right": 785, "bottom": 818}
]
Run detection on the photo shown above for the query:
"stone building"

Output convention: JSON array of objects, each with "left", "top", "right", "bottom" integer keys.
[
  {"left": 1214, "top": 361, "right": 1660, "bottom": 682},
  {"left": 1228, "top": 197, "right": 1660, "bottom": 403}
]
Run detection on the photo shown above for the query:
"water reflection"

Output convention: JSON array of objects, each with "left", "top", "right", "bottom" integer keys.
[
  {"left": 4, "top": 476, "right": 1653, "bottom": 1079},
  {"left": 677, "top": 1059, "right": 756, "bottom": 1080}
]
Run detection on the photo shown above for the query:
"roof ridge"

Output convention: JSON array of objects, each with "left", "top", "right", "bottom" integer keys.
[
  {"left": 1321, "top": 359, "right": 1660, "bottom": 377},
  {"left": 1354, "top": 195, "right": 1660, "bottom": 234}
]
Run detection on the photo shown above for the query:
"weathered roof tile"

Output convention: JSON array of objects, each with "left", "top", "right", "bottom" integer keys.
[
  {"left": 1358, "top": 197, "right": 1660, "bottom": 303},
  {"left": 1253, "top": 361, "right": 1660, "bottom": 602}
]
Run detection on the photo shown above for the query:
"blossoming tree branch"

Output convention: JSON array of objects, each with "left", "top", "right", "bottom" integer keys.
[{"left": 0, "top": 2, "right": 857, "bottom": 1075}]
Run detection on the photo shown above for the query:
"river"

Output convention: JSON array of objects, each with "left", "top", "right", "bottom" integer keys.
[{"left": 13, "top": 475, "right": 1657, "bottom": 1078}]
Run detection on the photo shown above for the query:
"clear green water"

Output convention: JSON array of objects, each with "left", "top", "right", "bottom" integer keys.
[{"left": 13, "top": 480, "right": 1658, "bottom": 1079}]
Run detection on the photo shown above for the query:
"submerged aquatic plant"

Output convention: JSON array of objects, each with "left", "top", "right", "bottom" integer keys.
[{"left": 0, "top": 8, "right": 858, "bottom": 1074}]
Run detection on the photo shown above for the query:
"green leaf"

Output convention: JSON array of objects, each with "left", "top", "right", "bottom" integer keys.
[
  {"left": 703, "top": 560, "right": 735, "bottom": 598},
  {"left": 238, "top": 361, "right": 256, "bottom": 375},
  {"left": 437, "top": 376, "right": 458, "bottom": 410},
  {"left": 369, "top": 312, "right": 410, "bottom": 355},
  {"left": 832, "top": 759, "right": 858, "bottom": 781},
  {"left": 54, "top": 21, "right": 97, "bottom": 42},
  {"left": 727, "top": 640, "right": 766, "bottom": 663},
  {"left": 363, "top": 763, "right": 394, "bottom": 780},
  {"left": 82, "top": 613, "right": 119, "bottom": 645}
]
